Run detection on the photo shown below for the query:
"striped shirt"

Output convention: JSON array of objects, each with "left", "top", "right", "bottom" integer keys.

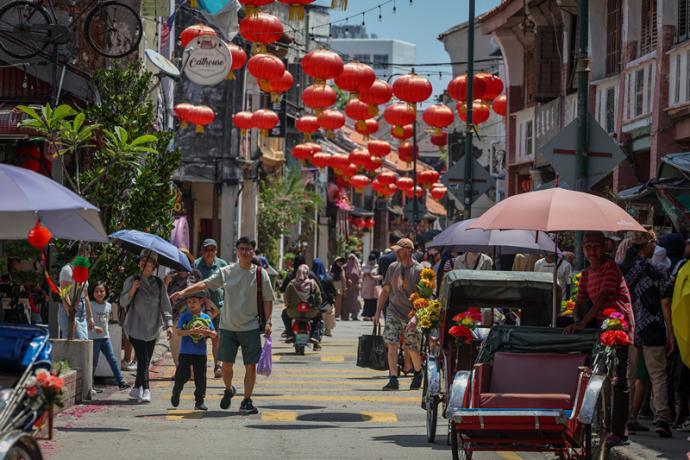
[{"left": 576, "top": 259, "right": 635, "bottom": 338}]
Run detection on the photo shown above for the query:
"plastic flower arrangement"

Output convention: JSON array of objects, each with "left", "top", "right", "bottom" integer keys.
[
  {"left": 24, "top": 369, "right": 65, "bottom": 410},
  {"left": 410, "top": 268, "right": 440, "bottom": 334},
  {"left": 599, "top": 308, "right": 630, "bottom": 348},
  {"left": 448, "top": 308, "right": 481, "bottom": 344},
  {"left": 560, "top": 299, "right": 575, "bottom": 317}
]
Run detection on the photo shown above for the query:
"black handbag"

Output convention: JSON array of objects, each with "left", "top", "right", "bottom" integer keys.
[{"left": 356, "top": 324, "right": 388, "bottom": 371}]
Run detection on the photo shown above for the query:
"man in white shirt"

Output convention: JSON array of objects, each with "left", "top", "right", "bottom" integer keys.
[{"left": 534, "top": 254, "right": 572, "bottom": 299}]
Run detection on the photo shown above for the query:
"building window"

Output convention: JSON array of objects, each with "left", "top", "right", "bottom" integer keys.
[
  {"left": 679, "top": 0, "right": 690, "bottom": 43},
  {"left": 687, "top": 50, "right": 690, "bottom": 100},
  {"left": 640, "top": 0, "right": 657, "bottom": 56},
  {"left": 675, "top": 53, "right": 682, "bottom": 104},
  {"left": 373, "top": 54, "right": 389, "bottom": 69},
  {"left": 353, "top": 54, "right": 370, "bottom": 64},
  {"left": 635, "top": 69, "right": 644, "bottom": 116},
  {"left": 606, "top": 87, "right": 616, "bottom": 133},
  {"left": 606, "top": 0, "right": 622, "bottom": 75},
  {"left": 525, "top": 121, "right": 533, "bottom": 156}
]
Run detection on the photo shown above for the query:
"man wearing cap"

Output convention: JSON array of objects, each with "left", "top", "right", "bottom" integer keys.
[
  {"left": 194, "top": 238, "right": 227, "bottom": 377},
  {"left": 374, "top": 238, "right": 424, "bottom": 391}
]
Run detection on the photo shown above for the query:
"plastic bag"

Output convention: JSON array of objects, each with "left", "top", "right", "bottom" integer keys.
[{"left": 257, "top": 336, "right": 272, "bottom": 377}]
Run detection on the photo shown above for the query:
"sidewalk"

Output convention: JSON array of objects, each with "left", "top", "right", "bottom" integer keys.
[{"left": 610, "top": 419, "right": 690, "bottom": 460}]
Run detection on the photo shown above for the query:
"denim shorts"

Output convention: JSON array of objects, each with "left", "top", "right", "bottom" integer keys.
[{"left": 218, "top": 329, "right": 262, "bottom": 365}]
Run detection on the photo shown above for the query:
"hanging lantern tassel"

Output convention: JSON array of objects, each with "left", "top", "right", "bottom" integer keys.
[
  {"left": 195, "top": 124, "right": 205, "bottom": 133},
  {"left": 367, "top": 105, "right": 379, "bottom": 117},
  {"left": 190, "top": 0, "right": 198, "bottom": 7},
  {"left": 288, "top": 4, "right": 306, "bottom": 21},
  {"left": 226, "top": 70, "right": 236, "bottom": 80},
  {"left": 331, "top": 0, "right": 347, "bottom": 10}
]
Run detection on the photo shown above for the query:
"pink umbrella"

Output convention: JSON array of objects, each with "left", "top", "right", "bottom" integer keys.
[{"left": 469, "top": 188, "right": 646, "bottom": 233}]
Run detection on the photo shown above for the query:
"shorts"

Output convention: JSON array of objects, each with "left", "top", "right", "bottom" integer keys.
[
  {"left": 383, "top": 314, "right": 422, "bottom": 352},
  {"left": 218, "top": 329, "right": 262, "bottom": 365}
]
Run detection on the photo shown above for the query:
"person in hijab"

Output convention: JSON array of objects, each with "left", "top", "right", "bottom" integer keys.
[
  {"left": 312, "top": 258, "right": 337, "bottom": 336},
  {"left": 342, "top": 254, "right": 363, "bottom": 321},
  {"left": 659, "top": 233, "right": 686, "bottom": 268},
  {"left": 361, "top": 253, "right": 382, "bottom": 320},
  {"left": 651, "top": 246, "right": 672, "bottom": 274},
  {"left": 285, "top": 265, "right": 323, "bottom": 351}
]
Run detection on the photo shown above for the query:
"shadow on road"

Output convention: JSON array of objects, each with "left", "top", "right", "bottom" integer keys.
[
  {"left": 245, "top": 424, "right": 336, "bottom": 430},
  {"left": 373, "top": 434, "right": 450, "bottom": 451},
  {"left": 56, "top": 427, "right": 131, "bottom": 433},
  {"left": 297, "top": 412, "right": 371, "bottom": 423},
  {"left": 261, "top": 405, "right": 327, "bottom": 410}
]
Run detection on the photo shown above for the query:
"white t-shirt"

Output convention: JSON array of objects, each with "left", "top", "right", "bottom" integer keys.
[{"left": 534, "top": 258, "right": 572, "bottom": 288}]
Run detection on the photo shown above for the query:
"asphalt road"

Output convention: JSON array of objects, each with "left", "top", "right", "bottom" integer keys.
[{"left": 44, "top": 308, "right": 549, "bottom": 460}]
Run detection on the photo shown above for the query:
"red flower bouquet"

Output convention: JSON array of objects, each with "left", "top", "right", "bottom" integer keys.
[
  {"left": 449, "top": 325, "right": 474, "bottom": 344},
  {"left": 600, "top": 330, "right": 630, "bottom": 347}
]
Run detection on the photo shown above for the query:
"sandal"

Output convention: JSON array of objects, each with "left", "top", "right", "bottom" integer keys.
[{"left": 605, "top": 434, "right": 629, "bottom": 448}]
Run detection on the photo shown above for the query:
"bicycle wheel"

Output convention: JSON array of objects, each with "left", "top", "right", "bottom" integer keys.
[
  {"left": 0, "top": 1, "right": 51, "bottom": 59},
  {"left": 84, "top": 1, "right": 142, "bottom": 58}
]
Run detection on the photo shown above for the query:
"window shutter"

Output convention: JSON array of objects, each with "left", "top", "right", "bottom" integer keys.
[
  {"left": 679, "top": 0, "right": 689, "bottom": 43},
  {"left": 640, "top": 0, "right": 658, "bottom": 55},
  {"left": 606, "top": 0, "right": 622, "bottom": 75},
  {"left": 524, "top": 48, "right": 536, "bottom": 107},
  {"left": 536, "top": 26, "right": 562, "bottom": 100}
]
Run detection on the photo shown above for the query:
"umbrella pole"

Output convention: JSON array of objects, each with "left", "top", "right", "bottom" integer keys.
[{"left": 552, "top": 234, "right": 559, "bottom": 327}]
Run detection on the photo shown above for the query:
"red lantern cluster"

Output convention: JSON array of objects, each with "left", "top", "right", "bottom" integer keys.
[
  {"left": 384, "top": 103, "right": 416, "bottom": 138},
  {"left": 301, "top": 49, "right": 344, "bottom": 83},
  {"left": 233, "top": 111, "right": 254, "bottom": 136},
  {"left": 418, "top": 170, "right": 441, "bottom": 189},
  {"left": 392, "top": 73, "right": 433, "bottom": 106},
  {"left": 397, "top": 141, "right": 418, "bottom": 164},
  {"left": 335, "top": 62, "right": 376, "bottom": 98},
  {"left": 180, "top": 24, "right": 217, "bottom": 48},
  {"left": 247, "top": 53, "right": 285, "bottom": 88},
  {"left": 303, "top": 85, "right": 337, "bottom": 114},
  {"left": 448, "top": 72, "right": 506, "bottom": 123},
  {"left": 354, "top": 118, "right": 379, "bottom": 139},
  {"left": 423, "top": 104, "right": 454, "bottom": 138},
  {"left": 174, "top": 104, "right": 215, "bottom": 132},
  {"left": 259, "top": 69, "right": 294, "bottom": 102}
]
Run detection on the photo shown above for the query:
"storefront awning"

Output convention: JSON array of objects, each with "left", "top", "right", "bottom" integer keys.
[{"left": 0, "top": 104, "right": 35, "bottom": 138}]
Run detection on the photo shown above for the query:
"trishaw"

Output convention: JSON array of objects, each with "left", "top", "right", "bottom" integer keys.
[
  {"left": 0, "top": 323, "right": 52, "bottom": 460},
  {"left": 423, "top": 270, "right": 608, "bottom": 460}
]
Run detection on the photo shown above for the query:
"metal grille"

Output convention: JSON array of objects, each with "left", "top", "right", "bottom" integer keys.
[{"left": 606, "top": 0, "right": 622, "bottom": 75}]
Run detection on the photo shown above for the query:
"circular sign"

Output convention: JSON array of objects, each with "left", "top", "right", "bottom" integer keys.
[
  {"left": 183, "top": 35, "right": 232, "bottom": 86},
  {"left": 144, "top": 49, "right": 181, "bottom": 78}
]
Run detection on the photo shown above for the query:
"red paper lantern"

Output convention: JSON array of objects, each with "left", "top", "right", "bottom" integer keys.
[
  {"left": 330, "top": 153, "right": 350, "bottom": 170},
  {"left": 367, "top": 140, "right": 391, "bottom": 158},
  {"left": 261, "top": 70, "right": 293, "bottom": 102},
  {"left": 359, "top": 79, "right": 393, "bottom": 116},
  {"left": 344, "top": 99, "right": 371, "bottom": 124},
  {"left": 334, "top": 62, "right": 376, "bottom": 96},
  {"left": 174, "top": 103, "right": 194, "bottom": 128},
  {"left": 430, "top": 132, "right": 448, "bottom": 148},
  {"left": 396, "top": 176, "right": 414, "bottom": 192},
  {"left": 405, "top": 186, "right": 424, "bottom": 199},
  {"left": 226, "top": 44, "right": 247, "bottom": 80},
  {"left": 304, "top": 142, "right": 321, "bottom": 155},
  {"left": 340, "top": 163, "right": 358, "bottom": 178},
  {"left": 349, "top": 174, "right": 371, "bottom": 190},
  {"left": 391, "top": 124, "right": 413, "bottom": 140},
  {"left": 430, "top": 185, "right": 447, "bottom": 200},
  {"left": 239, "top": 12, "right": 283, "bottom": 48},
  {"left": 316, "top": 109, "right": 345, "bottom": 137},
  {"left": 27, "top": 220, "right": 51, "bottom": 250},
  {"left": 351, "top": 217, "right": 365, "bottom": 229},
  {"left": 301, "top": 49, "right": 344, "bottom": 82},
  {"left": 397, "top": 141, "right": 417, "bottom": 164},
  {"left": 492, "top": 94, "right": 508, "bottom": 117},
  {"left": 392, "top": 73, "right": 433, "bottom": 105},
  {"left": 188, "top": 105, "right": 215, "bottom": 133},
  {"left": 384, "top": 103, "right": 416, "bottom": 137},
  {"left": 180, "top": 24, "right": 217, "bottom": 48},
  {"left": 418, "top": 170, "right": 440, "bottom": 188},
  {"left": 365, "top": 155, "right": 383, "bottom": 171},
  {"left": 349, "top": 148, "right": 371, "bottom": 168},
  {"left": 481, "top": 73, "right": 504, "bottom": 101},
  {"left": 303, "top": 84, "right": 337, "bottom": 113},
  {"left": 371, "top": 179, "right": 386, "bottom": 195},
  {"left": 233, "top": 111, "right": 254, "bottom": 136},
  {"left": 292, "top": 143, "right": 315, "bottom": 162},
  {"left": 355, "top": 118, "right": 379, "bottom": 139},
  {"left": 423, "top": 104, "right": 454, "bottom": 134},
  {"left": 251, "top": 109, "right": 279, "bottom": 137},
  {"left": 457, "top": 100, "right": 490, "bottom": 125},
  {"left": 365, "top": 217, "right": 375, "bottom": 229},
  {"left": 376, "top": 171, "right": 398, "bottom": 185},
  {"left": 238, "top": 0, "right": 275, "bottom": 16},
  {"left": 277, "top": 0, "right": 316, "bottom": 21},
  {"left": 296, "top": 115, "right": 319, "bottom": 140},
  {"left": 448, "top": 74, "right": 487, "bottom": 102},
  {"left": 247, "top": 54, "right": 285, "bottom": 87},
  {"left": 381, "top": 182, "right": 398, "bottom": 197},
  {"left": 311, "top": 152, "right": 331, "bottom": 168}
]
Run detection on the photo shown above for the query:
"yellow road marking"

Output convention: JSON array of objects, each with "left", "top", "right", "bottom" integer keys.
[
  {"left": 261, "top": 411, "right": 298, "bottom": 422},
  {"left": 320, "top": 355, "right": 345, "bottom": 362},
  {"left": 166, "top": 409, "right": 204, "bottom": 420},
  {"left": 361, "top": 411, "right": 398, "bottom": 423},
  {"left": 497, "top": 452, "right": 524, "bottom": 460},
  {"left": 180, "top": 394, "right": 418, "bottom": 403},
  {"left": 272, "top": 355, "right": 281, "bottom": 362}
]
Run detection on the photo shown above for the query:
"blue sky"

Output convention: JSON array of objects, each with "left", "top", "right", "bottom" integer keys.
[{"left": 319, "top": 0, "right": 502, "bottom": 100}]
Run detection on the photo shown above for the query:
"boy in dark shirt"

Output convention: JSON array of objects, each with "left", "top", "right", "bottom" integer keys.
[{"left": 170, "top": 290, "right": 216, "bottom": 411}]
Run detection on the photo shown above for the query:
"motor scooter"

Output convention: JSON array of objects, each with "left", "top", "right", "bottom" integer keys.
[{"left": 292, "top": 302, "right": 311, "bottom": 355}]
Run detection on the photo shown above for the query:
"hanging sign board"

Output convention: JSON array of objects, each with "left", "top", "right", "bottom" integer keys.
[{"left": 183, "top": 35, "right": 232, "bottom": 86}]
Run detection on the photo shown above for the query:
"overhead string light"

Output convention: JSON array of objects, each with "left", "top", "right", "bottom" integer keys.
[
  {"left": 378, "top": 6, "right": 382, "bottom": 21},
  {"left": 361, "top": 13, "right": 365, "bottom": 27},
  {"left": 393, "top": 0, "right": 396, "bottom": 14}
]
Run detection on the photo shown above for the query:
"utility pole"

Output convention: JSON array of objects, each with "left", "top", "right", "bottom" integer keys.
[
  {"left": 574, "top": 0, "right": 590, "bottom": 270},
  {"left": 463, "top": 0, "right": 476, "bottom": 219}
]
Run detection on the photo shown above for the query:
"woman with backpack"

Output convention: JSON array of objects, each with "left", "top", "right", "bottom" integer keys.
[{"left": 120, "top": 250, "right": 173, "bottom": 403}]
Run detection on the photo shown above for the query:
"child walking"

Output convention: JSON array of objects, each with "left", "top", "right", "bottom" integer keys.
[
  {"left": 90, "top": 282, "right": 130, "bottom": 392},
  {"left": 170, "top": 290, "right": 216, "bottom": 411}
]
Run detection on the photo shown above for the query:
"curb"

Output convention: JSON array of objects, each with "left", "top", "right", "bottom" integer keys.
[{"left": 609, "top": 442, "right": 674, "bottom": 460}]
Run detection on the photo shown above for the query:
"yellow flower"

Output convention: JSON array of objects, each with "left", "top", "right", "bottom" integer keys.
[
  {"left": 421, "top": 279, "right": 434, "bottom": 289},
  {"left": 413, "top": 298, "right": 430, "bottom": 310},
  {"left": 420, "top": 268, "right": 436, "bottom": 281},
  {"left": 409, "top": 292, "right": 420, "bottom": 303},
  {"left": 460, "top": 317, "right": 475, "bottom": 327}
]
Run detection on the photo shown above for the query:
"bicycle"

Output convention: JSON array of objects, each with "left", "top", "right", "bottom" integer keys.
[{"left": 0, "top": 0, "right": 142, "bottom": 60}]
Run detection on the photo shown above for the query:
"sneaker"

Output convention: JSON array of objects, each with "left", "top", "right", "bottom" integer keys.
[
  {"left": 382, "top": 377, "right": 399, "bottom": 391},
  {"left": 626, "top": 420, "right": 650, "bottom": 432},
  {"left": 128, "top": 386, "right": 142, "bottom": 400},
  {"left": 220, "top": 385, "right": 237, "bottom": 410},
  {"left": 281, "top": 331, "right": 289, "bottom": 338},
  {"left": 194, "top": 402, "right": 208, "bottom": 411},
  {"left": 410, "top": 371, "right": 423, "bottom": 390},
  {"left": 313, "top": 343, "right": 322, "bottom": 351},
  {"left": 214, "top": 364, "right": 222, "bottom": 379},
  {"left": 239, "top": 398, "right": 258, "bottom": 415},
  {"left": 140, "top": 389, "right": 151, "bottom": 403},
  {"left": 118, "top": 381, "right": 131, "bottom": 391},
  {"left": 655, "top": 421, "right": 672, "bottom": 438},
  {"left": 676, "top": 420, "right": 690, "bottom": 432},
  {"left": 122, "top": 361, "right": 137, "bottom": 372},
  {"left": 91, "top": 386, "right": 104, "bottom": 394},
  {"left": 170, "top": 392, "right": 180, "bottom": 408}
]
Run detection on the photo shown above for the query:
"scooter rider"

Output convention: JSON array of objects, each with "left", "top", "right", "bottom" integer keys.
[{"left": 284, "top": 265, "right": 323, "bottom": 351}]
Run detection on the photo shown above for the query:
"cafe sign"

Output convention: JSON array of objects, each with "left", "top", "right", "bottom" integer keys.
[{"left": 183, "top": 35, "right": 232, "bottom": 86}]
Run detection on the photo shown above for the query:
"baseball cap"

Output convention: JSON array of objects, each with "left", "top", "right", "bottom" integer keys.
[
  {"left": 391, "top": 238, "right": 415, "bottom": 251},
  {"left": 202, "top": 238, "right": 217, "bottom": 249},
  {"left": 139, "top": 249, "right": 158, "bottom": 263}
]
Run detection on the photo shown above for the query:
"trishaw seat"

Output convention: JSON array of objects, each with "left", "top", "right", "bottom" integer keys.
[{"left": 480, "top": 392, "right": 572, "bottom": 410}]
